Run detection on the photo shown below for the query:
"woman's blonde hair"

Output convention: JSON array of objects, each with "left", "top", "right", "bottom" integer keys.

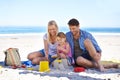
[{"left": 47, "top": 20, "right": 58, "bottom": 43}]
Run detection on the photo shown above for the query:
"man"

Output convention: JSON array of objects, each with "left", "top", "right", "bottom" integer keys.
[{"left": 66, "top": 18, "right": 104, "bottom": 71}]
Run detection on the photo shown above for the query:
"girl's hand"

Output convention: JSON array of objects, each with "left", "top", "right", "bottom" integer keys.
[
  {"left": 59, "top": 53, "right": 66, "bottom": 58},
  {"left": 57, "top": 46, "right": 63, "bottom": 51}
]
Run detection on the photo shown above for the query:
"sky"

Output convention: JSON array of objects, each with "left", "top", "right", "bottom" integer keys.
[{"left": 0, "top": 0, "right": 120, "bottom": 28}]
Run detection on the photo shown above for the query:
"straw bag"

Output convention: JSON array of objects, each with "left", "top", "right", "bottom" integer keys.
[{"left": 4, "top": 48, "right": 21, "bottom": 66}]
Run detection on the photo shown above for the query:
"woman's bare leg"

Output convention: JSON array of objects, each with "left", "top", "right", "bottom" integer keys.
[
  {"left": 27, "top": 51, "right": 47, "bottom": 64},
  {"left": 32, "top": 57, "right": 48, "bottom": 65}
]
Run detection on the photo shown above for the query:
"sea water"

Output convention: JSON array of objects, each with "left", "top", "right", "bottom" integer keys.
[{"left": 0, "top": 26, "right": 120, "bottom": 36}]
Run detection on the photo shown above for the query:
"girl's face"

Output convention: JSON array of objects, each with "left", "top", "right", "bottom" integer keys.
[
  {"left": 56, "top": 37, "right": 66, "bottom": 45},
  {"left": 48, "top": 25, "right": 58, "bottom": 36}
]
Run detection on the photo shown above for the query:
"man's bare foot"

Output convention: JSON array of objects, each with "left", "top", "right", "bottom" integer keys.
[
  {"left": 104, "top": 63, "right": 119, "bottom": 69},
  {"left": 99, "top": 64, "right": 105, "bottom": 72},
  {"left": 95, "top": 61, "right": 105, "bottom": 72}
]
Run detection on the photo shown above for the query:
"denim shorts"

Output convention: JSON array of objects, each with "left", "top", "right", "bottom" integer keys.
[
  {"left": 39, "top": 49, "right": 45, "bottom": 56},
  {"left": 81, "top": 52, "right": 92, "bottom": 61},
  {"left": 39, "top": 49, "right": 56, "bottom": 63},
  {"left": 74, "top": 52, "right": 93, "bottom": 66},
  {"left": 74, "top": 51, "right": 93, "bottom": 62}
]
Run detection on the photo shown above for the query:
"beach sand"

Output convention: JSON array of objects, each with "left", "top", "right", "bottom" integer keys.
[{"left": 0, "top": 33, "right": 120, "bottom": 80}]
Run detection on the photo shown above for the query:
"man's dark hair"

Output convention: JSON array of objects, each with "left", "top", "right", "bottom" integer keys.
[{"left": 68, "top": 18, "right": 79, "bottom": 26}]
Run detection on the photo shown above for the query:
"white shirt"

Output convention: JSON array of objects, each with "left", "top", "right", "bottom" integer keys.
[{"left": 43, "top": 33, "right": 57, "bottom": 55}]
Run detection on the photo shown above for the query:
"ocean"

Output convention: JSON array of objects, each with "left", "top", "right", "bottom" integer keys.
[{"left": 0, "top": 26, "right": 120, "bottom": 35}]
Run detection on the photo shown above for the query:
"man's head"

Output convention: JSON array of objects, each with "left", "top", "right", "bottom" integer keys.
[
  {"left": 68, "top": 18, "right": 79, "bottom": 26},
  {"left": 68, "top": 18, "right": 80, "bottom": 36}
]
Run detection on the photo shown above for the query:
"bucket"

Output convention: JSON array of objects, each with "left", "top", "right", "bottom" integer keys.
[{"left": 39, "top": 61, "right": 50, "bottom": 72}]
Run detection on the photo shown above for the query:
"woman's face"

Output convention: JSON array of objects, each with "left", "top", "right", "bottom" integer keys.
[{"left": 48, "top": 25, "right": 58, "bottom": 36}]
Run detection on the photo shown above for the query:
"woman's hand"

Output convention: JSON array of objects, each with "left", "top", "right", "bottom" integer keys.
[{"left": 45, "top": 54, "right": 49, "bottom": 61}]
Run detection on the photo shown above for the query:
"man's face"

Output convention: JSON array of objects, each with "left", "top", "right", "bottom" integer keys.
[{"left": 69, "top": 25, "right": 79, "bottom": 36}]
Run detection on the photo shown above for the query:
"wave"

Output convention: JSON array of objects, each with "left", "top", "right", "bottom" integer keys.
[
  {"left": 91, "top": 32, "right": 120, "bottom": 36},
  {"left": 0, "top": 26, "right": 120, "bottom": 35}
]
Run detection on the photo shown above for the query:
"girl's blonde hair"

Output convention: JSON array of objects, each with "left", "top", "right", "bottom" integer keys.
[
  {"left": 57, "top": 32, "right": 66, "bottom": 38},
  {"left": 57, "top": 32, "right": 66, "bottom": 42},
  {"left": 47, "top": 20, "right": 58, "bottom": 43}
]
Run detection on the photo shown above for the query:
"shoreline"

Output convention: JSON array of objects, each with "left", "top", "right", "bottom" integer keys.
[{"left": 0, "top": 32, "right": 120, "bottom": 35}]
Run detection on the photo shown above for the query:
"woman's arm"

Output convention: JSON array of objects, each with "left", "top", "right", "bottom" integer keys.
[{"left": 44, "top": 39, "right": 49, "bottom": 60}]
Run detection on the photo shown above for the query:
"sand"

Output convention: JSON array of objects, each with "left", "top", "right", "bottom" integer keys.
[{"left": 0, "top": 33, "right": 120, "bottom": 80}]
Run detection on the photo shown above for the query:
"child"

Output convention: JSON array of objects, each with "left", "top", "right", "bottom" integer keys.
[{"left": 52, "top": 32, "right": 74, "bottom": 65}]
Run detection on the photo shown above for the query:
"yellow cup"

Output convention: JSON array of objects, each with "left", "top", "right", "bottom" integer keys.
[
  {"left": 39, "top": 61, "right": 50, "bottom": 72},
  {"left": 0, "top": 66, "right": 2, "bottom": 69}
]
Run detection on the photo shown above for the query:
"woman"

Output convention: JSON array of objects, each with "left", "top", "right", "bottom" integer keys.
[{"left": 27, "top": 20, "right": 58, "bottom": 65}]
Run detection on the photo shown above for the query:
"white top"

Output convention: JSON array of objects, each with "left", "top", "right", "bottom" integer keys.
[{"left": 43, "top": 33, "right": 57, "bottom": 55}]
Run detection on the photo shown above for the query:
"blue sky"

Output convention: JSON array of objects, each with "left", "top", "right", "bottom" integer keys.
[{"left": 0, "top": 0, "right": 120, "bottom": 28}]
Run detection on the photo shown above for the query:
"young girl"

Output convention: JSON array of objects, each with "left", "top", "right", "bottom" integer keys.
[{"left": 55, "top": 32, "right": 74, "bottom": 65}]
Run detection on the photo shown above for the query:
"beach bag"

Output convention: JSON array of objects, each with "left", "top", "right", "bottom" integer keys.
[{"left": 4, "top": 48, "right": 22, "bottom": 66}]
